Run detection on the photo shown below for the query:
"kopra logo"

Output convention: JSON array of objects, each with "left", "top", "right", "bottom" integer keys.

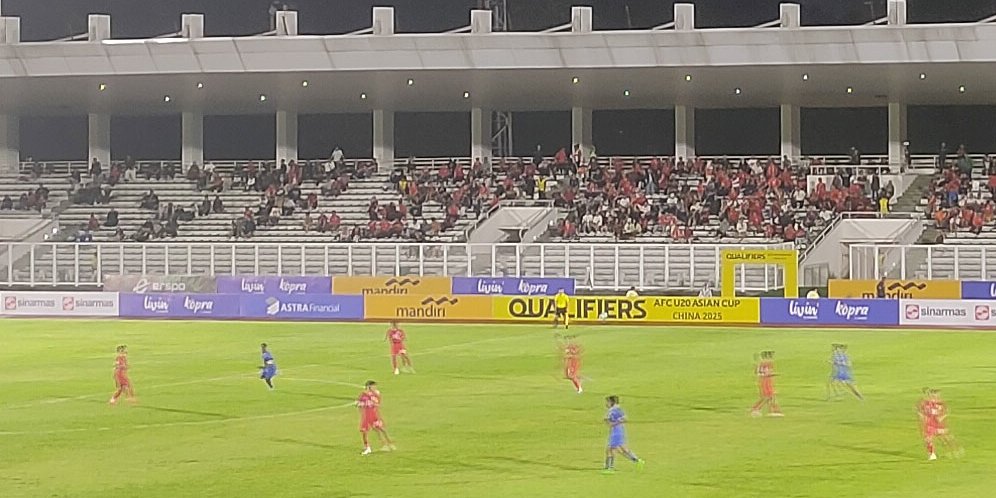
[
  {"left": 904, "top": 304, "right": 920, "bottom": 320},
  {"left": 62, "top": 296, "right": 76, "bottom": 311},
  {"left": 4, "top": 296, "right": 17, "bottom": 310},
  {"left": 975, "top": 305, "right": 990, "bottom": 321}
]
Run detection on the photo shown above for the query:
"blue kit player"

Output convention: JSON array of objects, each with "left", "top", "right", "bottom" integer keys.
[
  {"left": 603, "top": 395, "right": 644, "bottom": 473},
  {"left": 259, "top": 343, "right": 277, "bottom": 390},
  {"left": 827, "top": 344, "right": 863, "bottom": 400}
]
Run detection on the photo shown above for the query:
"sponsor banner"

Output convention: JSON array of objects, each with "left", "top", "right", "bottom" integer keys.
[
  {"left": 450, "top": 277, "right": 575, "bottom": 296},
  {"left": 899, "top": 299, "right": 996, "bottom": 327},
  {"left": 333, "top": 276, "right": 452, "bottom": 296},
  {"left": 216, "top": 276, "right": 332, "bottom": 295},
  {"left": 119, "top": 293, "right": 240, "bottom": 318},
  {"left": 759, "top": 298, "right": 899, "bottom": 326},
  {"left": 104, "top": 275, "right": 217, "bottom": 294},
  {"left": 960, "top": 281, "right": 996, "bottom": 300},
  {"left": 492, "top": 296, "right": 760, "bottom": 324},
  {"left": 828, "top": 279, "right": 961, "bottom": 299},
  {"left": 365, "top": 294, "right": 493, "bottom": 321},
  {"left": 0, "top": 291, "right": 119, "bottom": 316},
  {"left": 241, "top": 294, "right": 364, "bottom": 320}
]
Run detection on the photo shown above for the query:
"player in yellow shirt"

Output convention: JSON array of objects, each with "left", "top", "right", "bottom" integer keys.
[{"left": 554, "top": 289, "right": 570, "bottom": 329}]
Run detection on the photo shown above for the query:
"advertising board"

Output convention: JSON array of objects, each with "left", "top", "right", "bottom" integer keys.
[
  {"left": 241, "top": 294, "right": 364, "bottom": 320},
  {"left": 898, "top": 299, "right": 996, "bottom": 327},
  {"left": 828, "top": 279, "right": 960, "bottom": 299},
  {"left": 0, "top": 291, "right": 119, "bottom": 317},
  {"left": 960, "top": 281, "right": 996, "bottom": 300},
  {"left": 333, "top": 276, "right": 452, "bottom": 296},
  {"left": 216, "top": 276, "right": 332, "bottom": 295},
  {"left": 118, "top": 293, "right": 240, "bottom": 318},
  {"left": 759, "top": 298, "right": 899, "bottom": 326},
  {"left": 491, "top": 296, "right": 760, "bottom": 324},
  {"left": 364, "top": 294, "right": 493, "bottom": 321},
  {"left": 450, "top": 277, "right": 575, "bottom": 296},
  {"left": 104, "top": 275, "right": 217, "bottom": 294}
]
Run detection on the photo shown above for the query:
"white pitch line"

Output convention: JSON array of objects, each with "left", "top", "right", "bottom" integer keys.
[
  {"left": 0, "top": 402, "right": 355, "bottom": 437},
  {"left": 282, "top": 378, "right": 365, "bottom": 388}
]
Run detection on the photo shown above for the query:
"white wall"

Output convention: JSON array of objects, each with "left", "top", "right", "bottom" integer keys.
[{"left": 802, "top": 218, "right": 921, "bottom": 279}]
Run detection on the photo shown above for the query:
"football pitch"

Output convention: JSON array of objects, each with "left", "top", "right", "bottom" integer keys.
[{"left": 2, "top": 320, "right": 996, "bottom": 498}]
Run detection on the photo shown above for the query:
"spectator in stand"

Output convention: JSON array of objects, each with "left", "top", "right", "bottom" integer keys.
[
  {"left": 105, "top": 208, "right": 119, "bottom": 228},
  {"left": 0, "top": 195, "right": 12, "bottom": 210},
  {"left": 328, "top": 210, "right": 342, "bottom": 232},
  {"left": 938, "top": 142, "right": 948, "bottom": 169},
  {"left": 114, "top": 227, "right": 126, "bottom": 241},
  {"left": 331, "top": 147, "right": 345, "bottom": 170},
  {"left": 303, "top": 211, "right": 314, "bottom": 232},
  {"left": 212, "top": 195, "right": 225, "bottom": 214},
  {"left": 87, "top": 213, "right": 100, "bottom": 231},
  {"left": 140, "top": 190, "right": 160, "bottom": 211},
  {"left": 89, "top": 158, "right": 102, "bottom": 183},
  {"left": 198, "top": 195, "right": 211, "bottom": 217}
]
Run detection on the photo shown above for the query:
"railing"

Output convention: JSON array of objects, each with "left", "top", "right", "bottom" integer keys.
[
  {"left": 849, "top": 243, "right": 996, "bottom": 280},
  {"left": 14, "top": 159, "right": 371, "bottom": 176},
  {"left": 0, "top": 241, "right": 792, "bottom": 291}
]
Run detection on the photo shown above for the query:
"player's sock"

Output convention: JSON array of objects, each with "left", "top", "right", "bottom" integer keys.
[
  {"left": 604, "top": 456, "right": 614, "bottom": 469},
  {"left": 623, "top": 450, "right": 639, "bottom": 462},
  {"left": 570, "top": 378, "right": 581, "bottom": 391},
  {"left": 264, "top": 378, "right": 274, "bottom": 389},
  {"left": 391, "top": 356, "right": 398, "bottom": 371},
  {"left": 926, "top": 441, "right": 935, "bottom": 455}
]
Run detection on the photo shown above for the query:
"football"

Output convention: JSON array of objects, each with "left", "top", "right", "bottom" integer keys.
[{"left": 598, "top": 312, "right": 608, "bottom": 321}]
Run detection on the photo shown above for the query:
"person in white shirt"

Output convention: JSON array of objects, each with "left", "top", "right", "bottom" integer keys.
[
  {"left": 698, "top": 282, "right": 714, "bottom": 298},
  {"left": 625, "top": 286, "right": 639, "bottom": 298},
  {"left": 331, "top": 147, "right": 345, "bottom": 166},
  {"left": 806, "top": 288, "right": 820, "bottom": 299}
]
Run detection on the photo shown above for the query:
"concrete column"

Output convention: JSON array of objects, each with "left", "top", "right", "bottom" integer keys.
[
  {"left": 1, "top": 16, "right": 22, "bottom": 44},
  {"left": 275, "top": 110, "right": 298, "bottom": 164},
  {"left": 888, "top": 0, "right": 907, "bottom": 26},
  {"left": 779, "top": 3, "right": 801, "bottom": 28},
  {"left": 88, "top": 113, "right": 111, "bottom": 169},
  {"left": 675, "top": 105, "right": 696, "bottom": 160},
  {"left": 571, "top": 106, "right": 592, "bottom": 157},
  {"left": 674, "top": 3, "right": 695, "bottom": 31},
  {"left": 0, "top": 114, "right": 19, "bottom": 174},
  {"left": 780, "top": 104, "right": 801, "bottom": 161},
  {"left": 372, "top": 7, "right": 395, "bottom": 35},
  {"left": 181, "top": 14, "right": 204, "bottom": 38},
  {"left": 373, "top": 109, "right": 395, "bottom": 169},
  {"left": 888, "top": 102, "right": 907, "bottom": 167},
  {"left": 471, "top": 107, "right": 493, "bottom": 164},
  {"left": 470, "top": 10, "right": 492, "bottom": 33},
  {"left": 181, "top": 111, "right": 203, "bottom": 168},
  {"left": 275, "top": 10, "right": 298, "bottom": 36},
  {"left": 571, "top": 6, "right": 592, "bottom": 33},
  {"left": 87, "top": 14, "right": 111, "bottom": 41}
]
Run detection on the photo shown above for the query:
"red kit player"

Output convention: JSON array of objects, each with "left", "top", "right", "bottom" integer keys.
[
  {"left": 356, "top": 380, "right": 395, "bottom": 455},
  {"left": 109, "top": 345, "right": 135, "bottom": 405},
  {"left": 750, "top": 351, "right": 782, "bottom": 417},
  {"left": 918, "top": 388, "right": 960, "bottom": 460},
  {"left": 561, "top": 335, "right": 583, "bottom": 394},
  {"left": 386, "top": 321, "right": 414, "bottom": 375}
]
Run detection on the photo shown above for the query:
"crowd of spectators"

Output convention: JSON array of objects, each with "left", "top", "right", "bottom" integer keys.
[{"left": 926, "top": 144, "right": 996, "bottom": 236}]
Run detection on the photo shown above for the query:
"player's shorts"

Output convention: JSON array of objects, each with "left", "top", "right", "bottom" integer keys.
[
  {"left": 391, "top": 344, "right": 407, "bottom": 356},
  {"left": 832, "top": 370, "right": 853, "bottom": 383},
  {"left": 261, "top": 365, "right": 277, "bottom": 379},
  {"left": 115, "top": 375, "right": 130, "bottom": 387},
  {"left": 924, "top": 423, "right": 947, "bottom": 437},
  {"left": 565, "top": 361, "right": 580, "bottom": 378},
  {"left": 555, "top": 307, "right": 568, "bottom": 317},
  {"left": 360, "top": 415, "right": 385, "bottom": 432},
  {"left": 760, "top": 380, "right": 775, "bottom": 397},
  {"left": 607, "top": 429, "right": 626, "bottom": 449}
]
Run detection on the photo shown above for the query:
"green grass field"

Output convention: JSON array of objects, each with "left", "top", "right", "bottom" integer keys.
[{"left": 2, "top": 320, "right": 996, "bottom": 498}]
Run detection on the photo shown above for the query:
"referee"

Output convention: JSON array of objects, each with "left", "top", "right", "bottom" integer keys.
[{"left": 553, "top": 289, "right": 570, "bottom": 329}]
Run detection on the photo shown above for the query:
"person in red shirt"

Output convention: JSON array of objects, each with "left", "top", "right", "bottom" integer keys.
[
  {"left": 750, "top": 351, "right": 782, "bottom": 417},
  {"left": 109, "top": 345, "right": 135, "bottom": 405},
  {"left": 917, "top": 388, "right": 960, "bottom": 460},
  {"left": 560, "top": 335, "right": 583, "bottom": 394},
  {"left": 357, "top": 380, "right": 395, "bottom": 455},
  {"left": 386, "top": 321, "right": 414, "bottom": 375}
]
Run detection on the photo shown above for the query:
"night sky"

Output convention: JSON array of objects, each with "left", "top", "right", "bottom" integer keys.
[{"left": 6, "top": 0, "right": 996, "bottom": 160}]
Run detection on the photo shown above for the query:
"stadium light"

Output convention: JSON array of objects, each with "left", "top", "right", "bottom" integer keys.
[
  {"left": 572, "top": 76, "right": 580, "bottom": 84},
  {"left": 463, "top": 91, "right": 470, "bottom": 99},
  {"left": 684, "top": 74, "right": 692, "bottom": 82},
  {"left": 360, "top": 93, "right": 368, "bottom": 100},
  {"left": 919, "top": 73, "right": 927, "bottom": 80},
  {"left": 163, "top": 95, "right": 171, "bottom": 103},
  {"left": 846, "top": 87, "right": 854, "bottom": 94},
  {"left": 623, "top": 89, "right": 631, "bottom": 97},
  {"left": 959, "top": 85, "right": 966, "bottom": 93},
  {"left": 734, "top": 87, "right": 742, "bottom": 95},
  {"left": 98, "top": 83, "right": 107, "bottom": 92},
  {"left": 301, "top": 80, "right": 309, "bottom": 87},
  {"left": 196, "top": 82, "right": 204, "bottom": 89},
  {"left": 802, "top": 73, "right": 809, "bottom": 81},
  {"left": 407, "top": 78, "right": 415, "bottom": 86},
  {"left": 259, "top": 94, "right": 267, "bottom": 102}
]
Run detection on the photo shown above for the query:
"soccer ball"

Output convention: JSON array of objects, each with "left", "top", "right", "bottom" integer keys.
[{"left": 598, "top": 312, "right": 608, "bottom": 321}]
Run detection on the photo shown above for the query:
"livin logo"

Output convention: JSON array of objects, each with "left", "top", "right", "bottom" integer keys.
[{"left": 420, "top": 296, "right": 459, "bottom": 306}]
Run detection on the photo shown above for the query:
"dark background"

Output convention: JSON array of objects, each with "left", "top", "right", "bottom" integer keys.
[{"left": 7, "top": 0, "right": 996, "bottom": 160}]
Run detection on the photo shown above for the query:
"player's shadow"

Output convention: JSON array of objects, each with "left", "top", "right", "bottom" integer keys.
[
  {"left": 276, "top": 391, "right": 355, "bottom": 402},
  {"left": 131, "top": 405, "right": 231, "bottom": 419},
  {"left": 482, "top": 456, "right": 591, "bottom": 472},
  {"left": 823, "top": 443, "right": 918, "bottom": 460},
  {"left": 271, "top": 437, "right": 339, "bottom": 450}
]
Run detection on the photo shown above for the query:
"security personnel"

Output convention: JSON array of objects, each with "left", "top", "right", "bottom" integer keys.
[
  {"left": 553, "top": 289, "right": 570, "bottom": 329},
  {"left": 876, "top": 278, "right": 887, "bottom": 299}
]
